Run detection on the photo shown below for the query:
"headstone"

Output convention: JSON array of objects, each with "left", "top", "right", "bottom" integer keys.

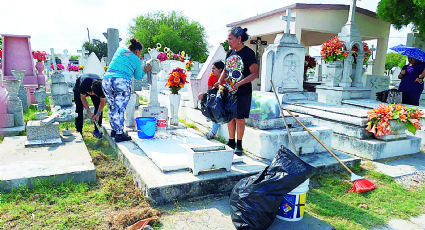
[
  {"left": 33, "top": 87, "right": 47, "bottom": 111},
  {"left": 364, "top": 75, "right": 390, "bottom": 99},
  {"left": 260, "top": 34, "right": 305, "bottom": 93},
  {"left": 187, "top": 44, "right": 226, "bottom": 108},
  {"left": 60, "top": 49, "right": 70, "bottom": 68},
  {"left": 1, "top": 34, "right": 40, "bottom": 104},
  {"left": 83, "top": 52, "right": 105, "bottom": 76},
  {"left": 77, "top": 46, "right": 89, "bottom": 67},
  {"left": 25, "top": 120, "right": 61, "bottom": 146},
  {"left": 3, "top": 79, "right": 24, "bottom": 127},
  {"left": 50, "top": 72, "right": 72, "bottom": 107},
  {"left": 102, "top": 28, "right": 121, "bottom": 65},
  {"left": 11, "top": 70, "right": 28, "bottom": 111},
  {"left": 390, "top": 66, "right": 401, "bottom": 88}
]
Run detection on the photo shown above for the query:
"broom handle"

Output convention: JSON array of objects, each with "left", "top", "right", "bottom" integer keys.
[
  {"left": 270, "top": 81, "right": 298, "bottom": 155},
  {"left": 284, "top": 107, "right": 354, "bottom": 174}
]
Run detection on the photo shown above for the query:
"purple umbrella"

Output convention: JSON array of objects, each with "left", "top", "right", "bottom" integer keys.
[{"left": 390, "top": 44, "right": 425, "bottom": 62}]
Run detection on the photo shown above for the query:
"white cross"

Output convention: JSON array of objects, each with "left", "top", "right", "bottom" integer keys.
[
  {"left": 347, "top": 0, "right": 357, "bottom": 23},
  {"left": 49, "top": 48, "right": 57, "bottom": 71},
  {"left": 77, "top": 47, "right": 89, "bottom": 57},
  {"left": 370, "top": 44, "right": 376, "bottom": 59},
  {"left": 281, "top": 9, "right": 296, "bottom": 34}
]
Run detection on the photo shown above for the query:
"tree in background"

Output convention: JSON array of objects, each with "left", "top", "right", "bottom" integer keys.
[
  {"left": 221, "top": 40, "right": 229, "bottom": 52},
  {"left": 385, "top": 52, "right": 406, "bottom": 75},
  {"left": 0, "top": 36, "right": 2, "bottom": 49},
  {"left": 83, "top": 39, "right": 107, "bottom": 60},
  {"left": 129, "top": 10, "right": 208, "bottom": 62},
  {"left": 377, "top": 0, "right": 425, "bottom": 36}
]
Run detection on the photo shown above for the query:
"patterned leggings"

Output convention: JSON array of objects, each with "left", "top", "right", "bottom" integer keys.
[{"left": 102, "top": 77, "right": 131, "bottom": 134}]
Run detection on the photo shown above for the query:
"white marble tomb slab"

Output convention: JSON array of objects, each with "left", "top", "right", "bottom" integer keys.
[{"left": 129, "top": 129, "right": 242, "bottom": 173}]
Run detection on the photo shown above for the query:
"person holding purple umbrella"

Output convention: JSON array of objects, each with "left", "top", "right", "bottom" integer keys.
[{"left": 398, "top": 57, "right": 425, "bottom": 106}]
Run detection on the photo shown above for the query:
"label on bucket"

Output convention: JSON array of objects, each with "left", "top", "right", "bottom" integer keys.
[
  {"left": 277, "top": 192, "right": 307, "bottom": 221},
  {"left": 157, "top": 119, "right": 167, "bottom": 127}
]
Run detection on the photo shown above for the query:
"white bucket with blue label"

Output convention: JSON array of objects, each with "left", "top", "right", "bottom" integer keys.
[{"left": 276, "top": 179, "right": 310, "bottom": 222}]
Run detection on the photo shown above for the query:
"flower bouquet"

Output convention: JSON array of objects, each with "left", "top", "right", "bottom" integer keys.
[
  {"left": 157, "top": 52, "right": 168, "bottom": 62},
  {"left": 0, "top": 49, "right": 2, "bottom": 58},
  {"left": 50, "top": 63, "right": 65, "bottom": 70},
  {"left": 321, "top": 37, "right": 348, "bottom": 62},
  {"left": 32, "top": 50, "right": 47, "bottom": 62},
  {"left": 165, "top": 67, "right": 189, "bottom": 94},
  {"left": 186, "top": 60, "right": 194, "bottom": 70},
  {"left": 366, "top": 103, "right": 424, "bottom": 137},
  {"left": 352, "top": 42, "right": 372, "bottom": 65},
  {"left": 79, "top": 65, "right": 84, "bottom": 70},
  {"left": 67, "top": 65, "right": 80, "bottom": 72}
]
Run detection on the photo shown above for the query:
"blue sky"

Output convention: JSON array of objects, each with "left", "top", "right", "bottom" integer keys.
[{"left": 0, "top": 0, "right": 411, "bottom": 56}]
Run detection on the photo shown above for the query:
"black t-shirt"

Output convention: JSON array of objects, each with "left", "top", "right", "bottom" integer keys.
[
  {"left": 74, "top": 73, "right": 101, "bottom": 96},
  {"left": 225, "top": 46, "right": 257, "bottom": 95}
]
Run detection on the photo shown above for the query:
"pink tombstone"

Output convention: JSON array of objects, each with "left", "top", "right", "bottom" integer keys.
[{"left": 1, "top": 34, "right": 43, "bottom": 104}]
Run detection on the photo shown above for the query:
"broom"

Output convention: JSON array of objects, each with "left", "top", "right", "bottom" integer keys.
[{"left": 270, "top": 80, "right": 376, "bottom": 193}]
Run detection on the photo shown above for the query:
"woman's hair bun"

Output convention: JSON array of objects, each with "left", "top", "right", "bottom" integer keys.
[{"left": 244, "top": 28, "right": 248, "bottom": 32}]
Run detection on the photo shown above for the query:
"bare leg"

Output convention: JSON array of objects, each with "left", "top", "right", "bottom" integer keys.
[
  {"left": 236, "top": 118, "right": 245, "bottom": 140},
  {"left": 227, "top": 118, "right": 236, "bottom": 139}
]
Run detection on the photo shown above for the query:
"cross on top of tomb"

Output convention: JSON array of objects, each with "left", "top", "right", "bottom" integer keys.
[
  {"left": 250, "top": 37, "right": 268, "bottom": 60},
  {"left": 370, "top": 44, "right": 376, "bottom": 59},
  {"left": 347, "top": 0, "right": 357, "bottom": 24},
  {"left": 280, "top": 9, "right": 295, "bottom": 34},
  {"left": 49, "top": 48, "right": 57, "bottom": 71},
  {"left": 77, "top": 47, "right": 89, "bottom": 57}
]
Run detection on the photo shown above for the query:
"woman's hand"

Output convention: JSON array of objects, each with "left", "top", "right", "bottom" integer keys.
[
  {"left": 144, "top": 63, "right": 152, "bottom": 73},
  {"left": 229, "top": 81, "right": 240, "bottom": 92},
  {"left": 415, "top": 78, "right": 424, "bottom": 84},
  {"left": 398, "top": 70, "right": 406, "bottom": 79}
]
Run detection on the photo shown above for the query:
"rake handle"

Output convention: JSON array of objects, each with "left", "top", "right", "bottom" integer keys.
[
  {"left": 270, "top": 81, "right": 298, "bottom": 155},
  {"left": 283, "top": 108, "right": 354, "bottom": 174}
]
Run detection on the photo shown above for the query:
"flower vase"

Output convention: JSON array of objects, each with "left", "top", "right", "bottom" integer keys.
[
  {"left": 169, "top": 93, "right": 181, "bottom": 126},
  {"left": 375, "top": 120, "right": 407, "bottom": 141},
  {"left": 35, "top": 61, "right": 46, "bottom": 85},
  {"left": 324, "top": 61, "right": 343, "bottom": 87}
]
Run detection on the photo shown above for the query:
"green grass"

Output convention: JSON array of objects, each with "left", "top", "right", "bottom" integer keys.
[
  {"left": 307, "top": 166, "right": 425, "bottom": 230},
  {"left": 0, "top": 120, "right": 160, "bottom": 230}
]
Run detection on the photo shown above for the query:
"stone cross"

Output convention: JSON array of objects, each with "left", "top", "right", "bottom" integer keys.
[
  {"left": 77, "top": 47, "right": 89, "bottom": 58},
  {"left": 280, "top": 9, "right": 296, "bottom": 34},
  {"left": 184, "top": 54, "right": 191, "bottom": 60},
  {"left": 347, "top": 0, "right": 357, "bottom": 24},
  {"left": 250, "top": 37, "right": 268, "bottom": 61},
  {"left": 370, "top": 44, "right": 376, "bottom": 59},
  {"left": 102, "top": 28, "right": 121, "bottom": 65},
  {"left": 49, "top": 48, "right": 57, "bottom": 71}
]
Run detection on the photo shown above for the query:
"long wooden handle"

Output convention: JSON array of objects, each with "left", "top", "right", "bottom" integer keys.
[
  {"left": 270, "top": 81, "right": 298, "bottom": 155},
  {"left": 283, "top": 108, "right": 354, "bottom": 174}
]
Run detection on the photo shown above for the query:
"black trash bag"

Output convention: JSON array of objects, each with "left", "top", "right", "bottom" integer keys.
[
  {"left": 230, "top": 145, "right": 318, "bottom": 230},
  {"left": 200, "top": 87, "right": 237, "bottom": 124},
  {"left": 376, "top": 89, "right": 402, "bottom": 104},
  {"left": 200, "top": 88, "right": 217, "bottom": 121}
]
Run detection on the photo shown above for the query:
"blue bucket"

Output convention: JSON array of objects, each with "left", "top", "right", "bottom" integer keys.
[{"left": 135, "top": 117, "right": 157, "bottom": 139}]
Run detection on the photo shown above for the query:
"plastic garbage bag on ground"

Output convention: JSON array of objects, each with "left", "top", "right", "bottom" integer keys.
[{"left": 229, "top": 145, "right": 318, "bottom": 230}]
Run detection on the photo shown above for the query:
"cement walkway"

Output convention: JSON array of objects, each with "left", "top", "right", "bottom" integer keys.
[{"left": 157, "top": 153, "right": 425, "bottom": 230}]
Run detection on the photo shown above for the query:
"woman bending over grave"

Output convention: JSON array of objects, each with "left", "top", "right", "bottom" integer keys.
[
  {"left": 102, "top": 38, "right": 152, "bottom": 142},
  {"left": 214, "top": 26, "right": 259, "bottom": 156},
  {"left": 398, "top": 57, "right": 425, "bottom": 106},
  {"left": 73, "top": 73, "right": 105, "bottom": 138},
  {"left": 198, "top": 60, "right": 225, "bottom": 139}
]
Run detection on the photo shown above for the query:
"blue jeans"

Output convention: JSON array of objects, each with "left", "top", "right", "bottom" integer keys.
[
  {"left": 102, "top": 77, "right": 131, "bottom": 134},
  {"left": 212, "top": 122, "right": 219, "bottom": 134}
]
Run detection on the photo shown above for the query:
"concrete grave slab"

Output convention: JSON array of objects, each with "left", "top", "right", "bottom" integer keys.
[
  {"left": 0, "top": 133, "right": 96, "bottom": 192},
  {"left": 129, "top": 128, "right": 243, "bottom": 173}
]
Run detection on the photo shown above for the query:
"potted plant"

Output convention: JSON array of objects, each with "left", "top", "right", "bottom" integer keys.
[
  {"left": 165, "top": 67, "right": 189, "bottom": 125},
  {"left": 321, "top": 37, "right": 348, "bottom": 86},
  {"left": 365, "top": 103, "right": 424, "bottom": 141}
]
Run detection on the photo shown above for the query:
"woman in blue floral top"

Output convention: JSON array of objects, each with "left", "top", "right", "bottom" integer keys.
[{"left": 215, "top": 26, "right": 259, "bottom": 156}]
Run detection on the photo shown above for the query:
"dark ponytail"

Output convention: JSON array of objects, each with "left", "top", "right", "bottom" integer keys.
[
  {"left": 128, "top": 38, "right": 143, "bottom": 52},
  {"left": 229, "top": 26, "right": 249, "bottom": 42}
]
